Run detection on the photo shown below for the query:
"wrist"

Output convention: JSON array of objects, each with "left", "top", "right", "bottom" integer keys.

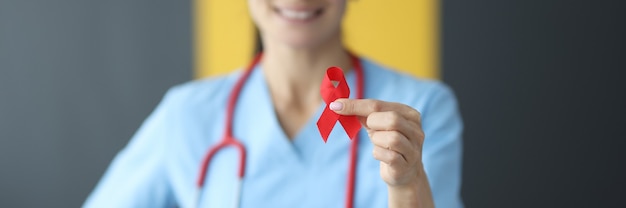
[
  {"left": 388, "top": 162, "right": 424, "bottom": 191},
  {"left": 387, "top": 179, "right": 419, "bottom": 208},
  {"left": 387, "top": 167, "right": 433, "bottom": 208},
  {"left": 387, "top": 173, "right": 420, "bottom": 199}
]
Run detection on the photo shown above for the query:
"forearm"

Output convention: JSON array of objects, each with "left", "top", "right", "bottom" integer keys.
[{"left": 388, "top": 168, "right": 434, "bottom": 208}]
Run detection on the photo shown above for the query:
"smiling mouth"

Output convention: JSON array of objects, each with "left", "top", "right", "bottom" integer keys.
[{"left": 273, "top": 6, "right": 324, "bottom": 22}]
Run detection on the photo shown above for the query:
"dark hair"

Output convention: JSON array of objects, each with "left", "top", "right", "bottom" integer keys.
[{"left": 254, "top": 28, "right": 263, "bottom": 54}]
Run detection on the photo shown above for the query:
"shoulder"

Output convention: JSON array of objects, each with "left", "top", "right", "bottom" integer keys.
[
  {"left": 360, "top": 57, "right": 457, "bottom": 113},
  {"left": 160, "top": 70, "right": 243, "bottom": 110}
]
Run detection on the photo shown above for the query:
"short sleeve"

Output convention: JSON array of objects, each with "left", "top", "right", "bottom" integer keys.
[
  {"left": 420, "top": 83, "right": 464, "bottom": 208},
  {"left": 83, "top": 88, "right": 179, "bottom": 208}
]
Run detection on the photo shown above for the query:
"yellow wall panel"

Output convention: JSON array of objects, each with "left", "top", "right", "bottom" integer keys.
[
  {"left": 194, "top": 0, "right": 255, "bottom": 78},
  {"left": 344, "top": 0, "right": 439, "bottom": 79},
  {"left": 195, "top": 0, "right": 439, "bottom": 79}
]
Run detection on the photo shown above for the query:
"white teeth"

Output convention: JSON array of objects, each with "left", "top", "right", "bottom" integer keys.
[{"left": 280, "top": 9, "right": 315, "bottom": 20}]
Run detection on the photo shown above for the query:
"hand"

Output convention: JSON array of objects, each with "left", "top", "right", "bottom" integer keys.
[{"left": 330, "top": 99, "right": 425, "bottom": 187}]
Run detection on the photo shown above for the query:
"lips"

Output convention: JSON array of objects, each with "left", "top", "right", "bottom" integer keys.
[{"left": 273, "top": 6, "right": 324, "bottom": 22}]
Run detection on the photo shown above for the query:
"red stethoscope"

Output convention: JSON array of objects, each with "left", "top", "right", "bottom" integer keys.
[{"left": 194, "top": 52, "right": 365, "bottom": 208}]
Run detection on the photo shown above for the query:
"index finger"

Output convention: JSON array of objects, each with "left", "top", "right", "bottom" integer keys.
[{"left": 330, "top": 99, "right": 420, "bottom": 120}]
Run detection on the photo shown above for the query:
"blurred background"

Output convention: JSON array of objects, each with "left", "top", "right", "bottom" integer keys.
[{"left": 1, "top": 0, "right": 625, "bottom": 207}]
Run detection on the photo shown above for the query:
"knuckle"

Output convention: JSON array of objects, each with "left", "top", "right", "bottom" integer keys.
[
  {"left": 368, "top": 100, "right": 383, "bottom": 112},
  {"left": 344, "top": 101, "right": 355, "bottom": 113},
  {"left": 386, "top": 112, "right": 402, "bottom": 130},
  {"left": 411, "top": 130, "right": 425, "bottom": 149},
  {"left": 405, "top": 151, "right": 417, "bottom": 163},
  {"left": 417, "top": 130, "right": 425, "bottom": 142},
  {"left": 387, "top": 132, "right": 404, "bottom": 148},
  {"left": 389, "top": 153, "right": 404, "bottom": 166},
  {"left": 412, "top": 108, "right": 421, "bottom": 118},
  {"left": 407, "top": 108, "right": 421, "bottom": 122}
]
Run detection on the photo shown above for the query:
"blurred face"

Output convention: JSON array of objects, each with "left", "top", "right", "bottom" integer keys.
[{"left": 248, "top": 0, "right": 347, "bottom": 49}]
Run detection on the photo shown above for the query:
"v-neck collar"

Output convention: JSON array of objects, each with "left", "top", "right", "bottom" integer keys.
[{"left": 244, "top": 64, "right": 359, "bottom": 164}]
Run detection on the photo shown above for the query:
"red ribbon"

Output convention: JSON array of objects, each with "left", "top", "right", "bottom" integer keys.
[{"left": 317, "top": 66, "right": 362, "bottom": 143}]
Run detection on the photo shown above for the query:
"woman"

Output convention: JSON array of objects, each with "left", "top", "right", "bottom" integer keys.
[{"left": 84, "top": 0, "right": 463, "bottom": 207}]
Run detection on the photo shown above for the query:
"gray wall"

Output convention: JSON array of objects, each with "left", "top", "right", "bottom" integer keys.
[
  {"left": 443, "top": 0, "right": 626, "bottom": 207},
  {"left": 0, "top": 0, "right": 191, "bottom": 207}
]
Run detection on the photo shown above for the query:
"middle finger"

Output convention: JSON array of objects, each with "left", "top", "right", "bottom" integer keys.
[{"left": 369, "top": 131, "right": 416, "bottom": 164}]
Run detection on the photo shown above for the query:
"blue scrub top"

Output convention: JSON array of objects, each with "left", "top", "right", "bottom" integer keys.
[{"left": 84, "top": 57, "right": 464, "bottom": 208}]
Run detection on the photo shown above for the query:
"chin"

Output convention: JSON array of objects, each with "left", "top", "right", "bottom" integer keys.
[
  {"left": 274, "top": 31, "right": 339, "bottom": 50},
  {"left": 283, "top": 38, "right": 323, "bottom": 49}
]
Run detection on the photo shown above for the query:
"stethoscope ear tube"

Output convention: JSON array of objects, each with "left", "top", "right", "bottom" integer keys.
[
  {"left": 193, "top": 187, "right": 201, "bottom": 208},
  {"left": 194, "top": 179, "right": 243, "bottom": 208},
  {"left": 233, "top": 178, "right": 243, "bottom": 208}
]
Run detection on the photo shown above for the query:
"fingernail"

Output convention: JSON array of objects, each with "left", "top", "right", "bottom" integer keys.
[{"left": 329, "top": 101, "right": 343, "bottom": 111}]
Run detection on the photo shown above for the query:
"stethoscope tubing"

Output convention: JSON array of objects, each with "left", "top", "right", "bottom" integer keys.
[{"left": 194, "top": 53, "right": 363, "bottom": 208}]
